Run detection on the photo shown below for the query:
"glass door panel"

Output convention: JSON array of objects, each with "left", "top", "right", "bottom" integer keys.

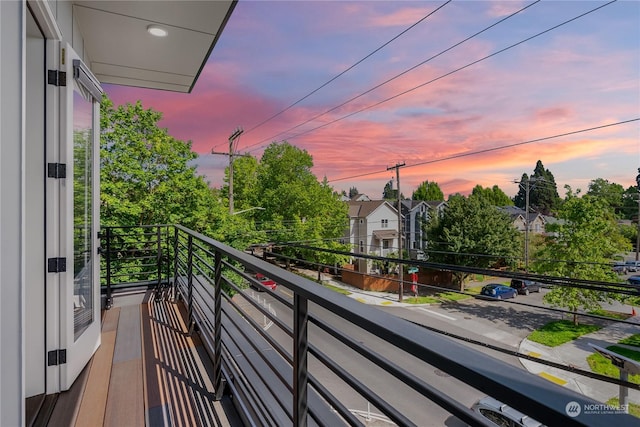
[{"left": 73, "top": 90, "right": 94, "bottom": 340}]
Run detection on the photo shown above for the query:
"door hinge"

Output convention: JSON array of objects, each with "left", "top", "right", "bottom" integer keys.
[
  {"left": 47, "top": 257, "right": 67, "bottom": 273},
  {"left": 47, "top": 70, "right": 67, "bottom": 87},
  {"left": 47, "top": 349, "right": 67, "bottom": 366},
  {"left": 47, "top": 163, "right": 67, "bottom": 179}
]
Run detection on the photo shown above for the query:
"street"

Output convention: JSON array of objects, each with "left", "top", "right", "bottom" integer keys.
[{"left": 241, "top": 285, "right": 571, "bottom": 426}]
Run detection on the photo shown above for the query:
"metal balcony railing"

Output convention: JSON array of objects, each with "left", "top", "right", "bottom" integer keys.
[{"left": 100, "top": 224, "right": 637, "bottom": 427}]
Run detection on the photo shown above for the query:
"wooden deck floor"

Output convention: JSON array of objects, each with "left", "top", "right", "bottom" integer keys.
[{"left": 46, "top": 290, "right": 241, "bottom": 427}]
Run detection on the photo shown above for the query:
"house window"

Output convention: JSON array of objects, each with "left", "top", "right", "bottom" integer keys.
[
  {"left": 359, "top": 240, "right": 364, "bottom": 252},
  {"left": 359, "top": 219, "right": 363, "bottom": 224},
  {"left": 383, "top": 240, "right": 389, "bottom": 249},
  {"left": 381, "top": 219, "right": 388, "bottom": 228}
]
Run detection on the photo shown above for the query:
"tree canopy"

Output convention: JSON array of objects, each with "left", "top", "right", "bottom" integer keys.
[
  {"left": 532, "top": 188, "right": 631, "bottom": 324},
  {"left": 587, "top": 178, "right": 625, "bottom": 217},
  {"left": 470, "top": 185, "right": 513, "bottom": 206},
  {"left": 426, "top": 195, "right": 521, "bottom": 290},
  {"left": 100, "top": 97, "right": 221, "bottom": 232},
  {"left": 412, "top": 180, "right": 444, "bottom": 202},
  {"left": 513, "top": 161, "right": 560, "bottom": 215},
  {"left": 247, "top": 142, "right": 350, "bottom": 260}
]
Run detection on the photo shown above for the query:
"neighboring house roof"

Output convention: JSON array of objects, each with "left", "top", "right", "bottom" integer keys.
[
  {"left": 372, "top": 230, "right": 398, "bottom": 239},
  {"left": 347, "top": 200, "right": 398, "bottom": 218},
  {"left": 425, "top": 200, "right": 446, "bottom": 210},
  {"left": 499, "top": 206, "right": 544, "bottom": 224},
  {"left": 351, "top": 194, "right": 371, "bottom": 201}
]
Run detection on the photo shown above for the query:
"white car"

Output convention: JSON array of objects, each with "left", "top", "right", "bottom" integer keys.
[
  {"left": 625, "top": 260, "right": 640, "bottom": 272},
  {"left": 471, "top": 396, "right": 545, "bottom": 427}
]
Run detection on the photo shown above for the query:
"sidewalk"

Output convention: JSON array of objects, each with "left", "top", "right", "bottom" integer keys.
[
  {"left": 317, "top": 272, "right": 640, "bottom": 405},
  {"left": 519, "top": 316, "right": 640, "bottom": 404}
]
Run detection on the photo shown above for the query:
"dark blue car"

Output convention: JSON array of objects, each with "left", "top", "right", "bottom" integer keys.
[{"left": 481, "top": 284, "right": 517, "bottom": 299}]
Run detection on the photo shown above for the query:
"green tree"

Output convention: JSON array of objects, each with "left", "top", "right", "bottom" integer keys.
[
  {"left": 100, "top": 97, "right": 222, "bottom": 232},
  {"left": 470, "top": 185, "right": 513, "bottom": 206},
  {"left": 348, "top": 186, "right": 359, "bottom": 198},
  {"left": 253, "top": 142, "right": 349, "bottom": 259},
  {"left": 426, "top": 195, "right": 521, "bottom": 290},
  {"left": 221, "top": 155, "right": 260, "bottom": 212},
  {"left": 412, "top": 180, "right": 444, "bottom": 201},
  {"left": 621, "top": 185, "right": 640, "bottom": 221},
  {"left": 587, "top": 178, "right": 624, "bottom": 217},
  {"left": 513, "top": 161, "right": 561, "bottom": 215},
  {"left": 532, "top": 188, "right": 631, "bottom": 324},
  {"left": 383, "top": 180, "right": 396, "bottom": 200}
]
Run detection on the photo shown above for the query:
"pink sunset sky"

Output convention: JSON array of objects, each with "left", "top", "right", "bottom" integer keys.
[{"left": 105, "top": 0, "right": 640, "bottom": 199}]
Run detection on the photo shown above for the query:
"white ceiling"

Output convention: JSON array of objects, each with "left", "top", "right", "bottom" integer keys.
[{"left": 73, "top": 0, "right": 236, "bottom": 93}]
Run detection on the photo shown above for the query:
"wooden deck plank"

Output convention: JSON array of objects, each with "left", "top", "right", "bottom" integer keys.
[
  {"left": 104, "top": 358, "right": 145, "bottom": 427},
  {"left": 113, "top": 304, "right": 142, "bottom": 363},
  {"left": 74, "top": 307, "right": 119, "bottom": 427}
]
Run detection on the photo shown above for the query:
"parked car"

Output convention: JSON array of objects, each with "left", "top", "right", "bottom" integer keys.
[
  {"left": 625, "top": 260, "right": 640, "bottom": 272},
  {"left": 510, "top": 279, "right": 541, "bottom": 295},
  {"left": 254, "top": 273, "right": 277, "bottom": 291},
  {"left": 628, "top": 275, "right": 640, "bottom": 286},
  {"left": 481, "top": 284, "right": 517, "bottom": 299},
  {"left": 471, "top": 396, "right": 545, "bottom": 427},
  {"left": 613, "top": 262, "right": 628, "bottom": 274}
]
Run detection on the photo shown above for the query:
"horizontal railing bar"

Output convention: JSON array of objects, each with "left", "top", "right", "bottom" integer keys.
[
  {"left": 308, "top": 314, "right": 490, "bottom": 426},
  {"left": 174, "top": 224, "right": 630, "bottom": 427}
]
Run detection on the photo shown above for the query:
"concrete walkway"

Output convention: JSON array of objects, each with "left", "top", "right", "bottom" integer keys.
[{"left": 519, "top": 316, "right": 640, "bottom": 405}]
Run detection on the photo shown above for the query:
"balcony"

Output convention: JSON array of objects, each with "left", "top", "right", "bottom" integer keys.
[{"left": 34, "top": 224, "right": 639, "bottom": 426}]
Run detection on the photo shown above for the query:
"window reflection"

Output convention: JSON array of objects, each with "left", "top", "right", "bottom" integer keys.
[{"left": 73, "top": 90, "right": 93, "bottom": 340}]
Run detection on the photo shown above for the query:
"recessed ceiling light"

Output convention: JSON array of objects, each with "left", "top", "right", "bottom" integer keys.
[{"left": 147, "top": 25, "right": 168, "bottom": 37}]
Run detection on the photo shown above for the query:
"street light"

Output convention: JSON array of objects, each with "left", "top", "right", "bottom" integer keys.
[
  {"left": 589, "top": 343, "right": 640, "bottom": 412},
  {"left": 232, "top": 207, "right": 264, "bottom": 215}
]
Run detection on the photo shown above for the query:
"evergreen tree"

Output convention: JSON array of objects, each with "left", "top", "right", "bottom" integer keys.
[
  {"left": 348, "top": 186, "right": 359, "bottom": 198},
  {"left": 512, "top": 161, "right": 560, "bottom": 215}
]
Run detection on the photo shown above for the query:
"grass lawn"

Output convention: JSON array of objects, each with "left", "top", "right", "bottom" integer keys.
[
  {"left": 322, "top": 283, "right": 351, "bottom": 295},
  {"left": 404, "top": 296, "right": 440, "bottom": 304},
  {"left": 527, "top": 320, "right": 601, "bottom": 347},
  {"left": 606, "top": 398, "right": 640, "bottom": 418},
  {"left": 587, "top": 346, "right": 640, "bottom": 385},
  {"left": 437, "top": 291, "right": 472, "bottom": 302},
  {"left": 465, "top": 286, "right": 483, "bottom": 295},
  {"left": 620, "top": 334, "right": 640, "bottom": 348},
  {"left": 588, "top": 308, "right": 632, "bottom": 321}
]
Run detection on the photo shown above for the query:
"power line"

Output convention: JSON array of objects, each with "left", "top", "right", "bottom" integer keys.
[
  {"left": 327, "top": 118, "right": 639, "bottom": 183},
  {"left": 241, "top": 0, "right": 453, "bottom": 137},
  {"left": 242, "top": 0, "right": 541, "bottom": 151}
]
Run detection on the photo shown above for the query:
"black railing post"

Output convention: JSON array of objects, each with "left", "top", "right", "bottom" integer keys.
[
  {"left": 293, "top": 293, "right": 309, "bottom": 427},
  {"left": 156, "top": 225, "right": 162, "bottom": 292},
  {"left": 187, "top": 235, "right": 194, "bottom": 328},
  {"left": 213, "top": 250, "right": 224, "bottom": 400},
  {"left": 105, "top": 227, "right": 113, "bottom": 309},
  {"left": 172, "top": 226, "right": 179, "bottom": 301}
]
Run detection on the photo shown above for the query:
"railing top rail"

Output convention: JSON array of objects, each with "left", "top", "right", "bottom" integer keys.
[{"left": 173, "top": 224, "right": 630, "bottom": 427}]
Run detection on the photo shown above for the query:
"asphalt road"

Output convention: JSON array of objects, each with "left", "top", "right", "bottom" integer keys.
[{"left": 242, "top": 286, "right": 568, "bottom": 426}]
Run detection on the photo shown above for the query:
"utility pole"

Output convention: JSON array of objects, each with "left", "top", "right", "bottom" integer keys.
[
  {"left": 387, "top": 162, "right": 406, "bottom": 302},
  {"left": 515, "top": 177, "right": 541, "bottom": 272},
  {"left": 211, "top": 127, "right": 244, "bottom": 215}
]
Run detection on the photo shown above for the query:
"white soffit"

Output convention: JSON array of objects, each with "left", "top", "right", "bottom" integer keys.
[{"left": 73, "top": 0, "right": 236, "bottom": 93}]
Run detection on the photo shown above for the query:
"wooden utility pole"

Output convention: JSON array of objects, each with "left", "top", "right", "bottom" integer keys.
[
  {"left": 387, "top": 162, "right": 406, "bottom": 302},
  {"left": 211, "top": 127, "right": 245, "bottom": 214}
]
